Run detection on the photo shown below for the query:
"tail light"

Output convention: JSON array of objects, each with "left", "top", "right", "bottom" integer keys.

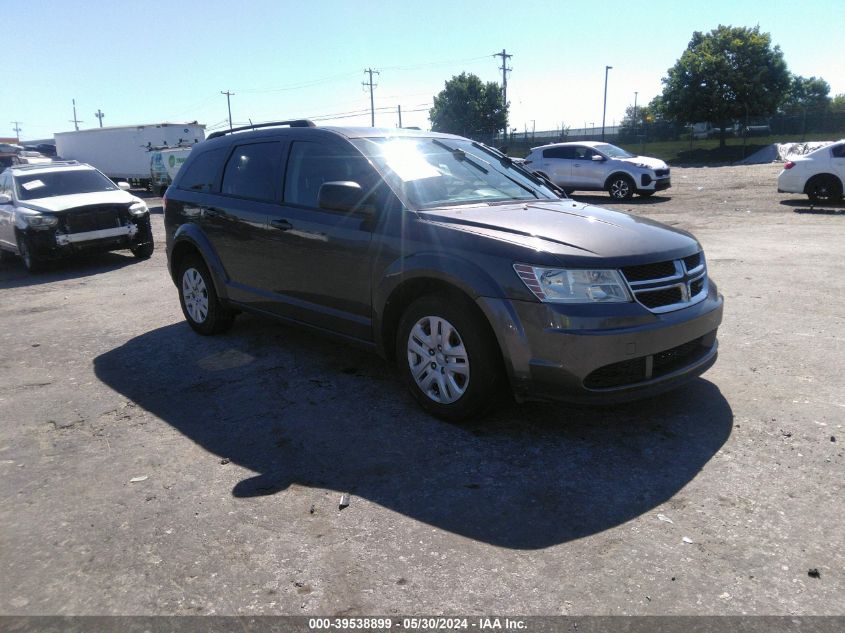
[{"left": 784, "top": 161, "right": 795, "bottom": 170}]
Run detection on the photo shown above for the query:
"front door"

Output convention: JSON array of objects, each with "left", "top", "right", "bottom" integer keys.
[{"left": 262, "top": 139, "right": 379, "bottom": 340}]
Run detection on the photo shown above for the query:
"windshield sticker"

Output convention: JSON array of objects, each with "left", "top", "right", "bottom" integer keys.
[
  {"left": 21, "top": 179, "right": 45, "bottom": 191},
  {"left": 381, "top": 141, "right": 441, "bottom": 182}
]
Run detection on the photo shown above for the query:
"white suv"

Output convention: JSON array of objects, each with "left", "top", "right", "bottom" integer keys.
[
  {"left": 0, "top": 161, "right": 153, "bottom": 272},
  {"left": 777, "top": 140, "right": 845, "bottom": 203},
  {"left": 524, "top": 141, "right": 671, "bottom": 199}
]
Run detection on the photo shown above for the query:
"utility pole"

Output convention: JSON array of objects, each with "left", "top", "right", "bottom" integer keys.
[
  {"left": 362, "top": 69, "right": 379, "bottom": 127},
  {"left": 601, "top": 65, "right": 612, "bottom": 141},
  {"left": 10, "top": 121, "right": 22, "bottom": 140},
  {"left": 95, "top": 109, "right": 105, "bottom": 128},
  {"left": 221, "top": 91, "right": 235, "bottom": 130},
  {"left": 494, "top": 49, "right": 512, "bottom": 142},
  {"left": 397, "top": 104, "right": 402, "bottom": 128},
  {"left": 70, "top": 99, "right": 82, "bottom": 131}
]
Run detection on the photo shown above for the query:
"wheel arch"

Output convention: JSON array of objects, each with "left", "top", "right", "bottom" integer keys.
[
  {"left": 604, "top": 170, "right": 636, "bottom": 190},
  {"left": 803, "top": 172, "right": 843, "bottom": 193},
  {"left": 374, "top": 255, "right": 504, "bottom": 364},
  {"left": 168, "top": 224, "right": 230, "bottom": 301}
]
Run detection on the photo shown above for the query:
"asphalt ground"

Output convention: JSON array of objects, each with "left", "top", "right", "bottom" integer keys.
[{"left": 1, "top": 163, "right": 843, "bottom": 616}]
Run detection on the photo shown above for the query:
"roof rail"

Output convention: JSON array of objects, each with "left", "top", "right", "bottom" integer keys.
[{"left": 207, "top": 119, "right": 315, "bottom": 140}]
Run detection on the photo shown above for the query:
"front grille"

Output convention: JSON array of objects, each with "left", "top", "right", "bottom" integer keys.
[
  {"left": 63, "top": 205, "right": 126, "bottom": 234},
  {"left": 621, "top": 260, "right": 675, "bottom": 282},
  {"left": 620, "top": 251, "right": 707, "bottom": 312},
  {"left": 683, "top": 252, "right": 702, "bottom": 270},
  {"left": 584, "top": 334, "right": 711, "bottom": 389},
  {"left": 638, "top": 286, "right": 683, "bottom": 308}
]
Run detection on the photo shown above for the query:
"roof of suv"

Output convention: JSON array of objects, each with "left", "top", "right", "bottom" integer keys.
[
  {"left": 202, "top": 123, "right": 462, "bottom": 148},
  {"left": 530, "top": 141, "right": 609, "bottom": 152}
]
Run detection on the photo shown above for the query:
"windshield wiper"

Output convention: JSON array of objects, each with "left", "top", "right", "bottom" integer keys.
[
  {"left": 470, "top": 141, "right": 563, "bottom": 198},
  {"left": 432, "top": 140, "right": 489, "bottom": 174}
]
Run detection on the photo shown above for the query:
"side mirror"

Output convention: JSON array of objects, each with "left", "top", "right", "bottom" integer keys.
[
  {"left": 0, "top": 193, "right": 11, "bottom": 204},
  {"left": 318, "top": 181, "right": 375, "bottom": 216},
  {"left": 117, "top": 181, "right": 131, "bottom": 191},
  {"left": 591, "top": 154, "right": 605, "bottom": 162}
]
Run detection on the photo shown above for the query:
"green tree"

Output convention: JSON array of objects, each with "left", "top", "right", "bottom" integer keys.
[
  {"left": 429, "top": 73, "right": 507, "bottom": 138},
  {"left": 783, "top": 75, "right": 831, "bottom": 113},
  {"left": 832, "top": 94, "right": 845, "bottom": 113},
  {"left": 660, "top": 25, "right": 791, "bottom": 147}
]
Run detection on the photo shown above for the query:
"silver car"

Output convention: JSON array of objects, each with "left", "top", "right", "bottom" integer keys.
[{"left": 524, "top": 141, "right": 671, "bottom": 199}]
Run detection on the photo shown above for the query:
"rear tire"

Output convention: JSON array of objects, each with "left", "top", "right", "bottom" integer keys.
[
  {"left": 806, "top": 175, "right": 842, "bottom": 203},
  {"left": 396, "top": 294, "right": 504, "bottom": 422},
  {"left": 177, "top": 254, "right": 235, "bottom": 335},
  {"left": 607, "top": 174, "right": 635, "bottom": 200}
]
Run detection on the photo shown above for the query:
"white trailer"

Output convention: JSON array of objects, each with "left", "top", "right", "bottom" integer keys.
[{"left": 54, "top": 123, "right": 205, "bottom": 185}]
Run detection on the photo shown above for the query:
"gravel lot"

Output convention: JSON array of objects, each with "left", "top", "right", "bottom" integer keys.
[{"left": 1, "top": 163, "right": 843, "bottom": 616}]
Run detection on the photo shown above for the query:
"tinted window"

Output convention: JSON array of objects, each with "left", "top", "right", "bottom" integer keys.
[
  {"left": 284, "top": 141, "right": 373, "bottom": 209},
  {"left": 221, "top": 142, "right": 282, "bottom": 202},
  {"left": 178, "top": 147, "right": 226, "bottom": 192},
  {"left": 832, "top": 144, "right": 845, "bottom": 158},
  {"left": 543, "top": 146, "right": 577, "bottom": 159}
]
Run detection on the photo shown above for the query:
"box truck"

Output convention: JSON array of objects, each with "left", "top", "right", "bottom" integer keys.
[
  {"left": 150, "top": 147, "right": 193, "bottom": 195},
  {"left": 54, "top": 122, "right": 205, "bottom": 187}
]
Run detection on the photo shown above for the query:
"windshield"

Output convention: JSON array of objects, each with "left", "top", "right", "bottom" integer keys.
[
  {"left": 594, "top": 143, "right": 636, "bottom": 159},
  {"left": 353, "top": 137, "right": 558, "bottom": 209},
  {"left": 15, "top": 169, "right": 118, "bottom": 200}
]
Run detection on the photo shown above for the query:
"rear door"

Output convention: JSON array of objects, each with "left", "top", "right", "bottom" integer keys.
[
  {"left": 539, "top": 146, "right": 575, "bottom": 186},
  {"left": 261, "top": 138, "right": 379, "bottom": 340}
]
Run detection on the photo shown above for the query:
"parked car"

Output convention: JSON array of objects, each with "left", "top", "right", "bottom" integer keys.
[
  {"left": 523, "top": 141, "right": 671, "bottom": 199},
  {"left": 777, "top": 140, "right": 845, "bottom": 202},
  {"left": 164, "top": 121, "right": 722, "bottom": 420},
  {"left": 0, "top": 161, "right": 154, "bottom": 271}
]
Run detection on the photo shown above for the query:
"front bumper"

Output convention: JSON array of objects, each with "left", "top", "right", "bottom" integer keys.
[
  {"left": 477, "top": 281, "right": 723, "bottom": 403},
  {"left": 24, "top": 215, "right": 152, "bottom": 260}
]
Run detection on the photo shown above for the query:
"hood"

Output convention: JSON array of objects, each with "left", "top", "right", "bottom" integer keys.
[
  {"left": 418, "top": 199, "right": 698, "bottom": 265},
  {"left": 618, "top": 155, "right": 668, "bottom": 170},
  {"left": 20, "top": 190, "right": 140, "bottom": 213}
]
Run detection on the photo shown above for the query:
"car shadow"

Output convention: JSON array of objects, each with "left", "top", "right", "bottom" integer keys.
[
  {"left": 93, "top": 318, "right": 733, "bottom": 550},
  {"left": 0, "top": 251, "right": 143, "bottom": 288},
  {"left": 570, "top": 194, "right": 672, "bottom": 206},
  {"left": 779, "top": 199, "right": 845, "bottom": 215}
]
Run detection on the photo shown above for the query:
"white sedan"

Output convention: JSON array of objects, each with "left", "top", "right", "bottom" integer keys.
[{"left": 777, "top": 140, "right": 845, "bottom": 202}]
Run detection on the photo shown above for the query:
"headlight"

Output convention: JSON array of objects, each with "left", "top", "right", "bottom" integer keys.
[
  {"left": 23, "top": 213, "right": 58, "bottom": 228},
  {"left": 129, "top": 201, "right": 148, "bottom": 216},
  {"left": 634, "top": 162, "right": 651, "bottom": 169},
  {"left": 514, "top": 264, "right": 631, "bottom": 303}
]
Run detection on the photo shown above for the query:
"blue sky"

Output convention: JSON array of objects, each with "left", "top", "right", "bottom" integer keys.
[{"left": 3, "top": 0, "right": 843, "bottom": 141}]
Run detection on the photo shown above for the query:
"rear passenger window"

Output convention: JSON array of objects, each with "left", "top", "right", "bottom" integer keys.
[
  {"left": 221, "top": 142, "right": 282, "bottom": 202},
  {"left": 832, "top": 144, "right": 845, "bottom": 158},
  {"left": 178, "top": 148, "right": 226, "bottom": 192},
  {"left": 284, "top": 141, "right": 373, "bottom": 209},
  {"left": 543, "top": 147, "right": 576, "bottom": 159}
]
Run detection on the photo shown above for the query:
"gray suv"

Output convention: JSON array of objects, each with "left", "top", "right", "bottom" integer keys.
[
  {"left": 524, "top": 141, "right": 671, "bottom": 199},
  {"left": 164, "top": 121, "right": 721, "bottom": 420}
]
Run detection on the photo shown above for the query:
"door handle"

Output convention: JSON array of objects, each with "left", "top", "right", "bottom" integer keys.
[
  {"left": 202, "top": 207, "right": 219, "bottom": 218},
  {"left": 270, "top": 219, "right": 292, "bottom": 231}
]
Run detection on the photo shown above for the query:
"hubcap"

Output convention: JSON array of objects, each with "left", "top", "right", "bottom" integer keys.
[
  {"left": 611, "top": 180, "right": 630, "bottom": 198},
  {"left": 407, "top": 315, "right": 470, "bottom": 404},
  {"left": 182, "top": 267, "right": 209, "bottom": 324}
]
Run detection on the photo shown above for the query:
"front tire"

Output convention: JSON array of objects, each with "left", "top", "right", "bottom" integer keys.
[
  {"left": 177, "top": 254, "right": 235, "bottom": 335},
  {"left": 607, "top": 174, "right": 635, "bottom": 200},
  {"left": 17, "top": 234, "right": 43, "bottom": 273},
  {"left": 131, "top": 241, "right": 154, "bottom": 259},
  {"left": 806, "top": 175, "right": 843, "bottom": 203},
  {"left": 396, "top": 294, "right": 503, "bottom": 422}
]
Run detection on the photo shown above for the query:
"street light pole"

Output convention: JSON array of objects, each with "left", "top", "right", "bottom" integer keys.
[{"left": 601, "top": 65, "right": 612, "bottom": 141}]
